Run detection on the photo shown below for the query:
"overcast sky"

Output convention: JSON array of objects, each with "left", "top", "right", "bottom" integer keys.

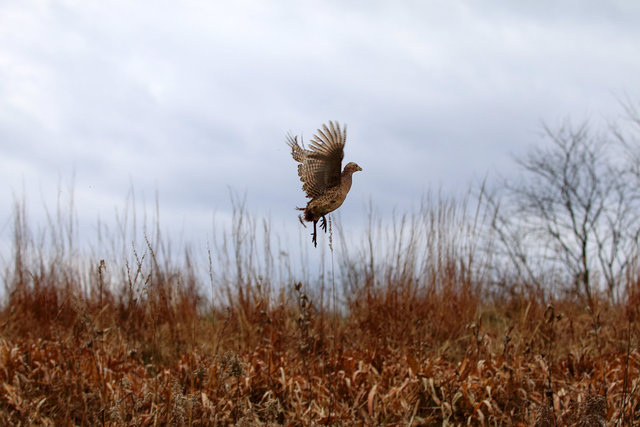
[{"left": 1, "top": 0, "right": 640, "bottom": 262}]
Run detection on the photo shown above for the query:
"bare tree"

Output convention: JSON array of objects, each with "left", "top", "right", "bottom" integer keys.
[{"left": 488, "top": 118, "right": 640, "bottom": 304}]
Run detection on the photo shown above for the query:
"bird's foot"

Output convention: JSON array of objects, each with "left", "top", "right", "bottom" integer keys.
[
  {"left": 320, "top": 216, "right": 327, "bottom": 232},
  {"left": 312, "top": 220, "right": 318, "bottom": 247}
]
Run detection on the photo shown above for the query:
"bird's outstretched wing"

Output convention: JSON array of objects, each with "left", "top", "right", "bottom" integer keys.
[{"left": 287, "top": 121, "right": 346, "bottom": 199}]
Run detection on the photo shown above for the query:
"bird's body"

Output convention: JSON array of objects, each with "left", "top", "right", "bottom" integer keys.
[
  {"left": 287, "top": 121, "right": 361, "bottom": 246},
  {"left": 301, "top": 164, "right": 356, "bottom": 221}
]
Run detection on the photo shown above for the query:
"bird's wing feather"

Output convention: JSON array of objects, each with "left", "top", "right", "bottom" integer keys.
[{"left": 287, "top": 121, "right": 346, "bottom": 199}]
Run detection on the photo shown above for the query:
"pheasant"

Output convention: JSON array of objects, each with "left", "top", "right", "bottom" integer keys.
[{"left": 287, "top": 121, "right": 362, "bottom": 247}]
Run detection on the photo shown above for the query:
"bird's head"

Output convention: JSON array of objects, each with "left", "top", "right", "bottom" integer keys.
[{"left": 344, "top": 162, "right": 362, "bottom": 174}]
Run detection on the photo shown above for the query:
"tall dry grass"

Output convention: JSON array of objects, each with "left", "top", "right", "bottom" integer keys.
[{"left": 0, "top": 189, "right": 638, "bottom": 425}]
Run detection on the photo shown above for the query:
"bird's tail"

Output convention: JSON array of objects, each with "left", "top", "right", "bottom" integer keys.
[{"left": 295, "top": 207, "right": 314, "bottom": 223}]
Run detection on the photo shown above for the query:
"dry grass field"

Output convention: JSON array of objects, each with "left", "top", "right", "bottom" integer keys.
[{"left": 0, "top": 196, "right": 638, "bottom": 426}]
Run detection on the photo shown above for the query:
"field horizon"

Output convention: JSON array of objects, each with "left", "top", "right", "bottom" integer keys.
[{"left": 0, "top": 191, "right": 638, "bottom": 425}]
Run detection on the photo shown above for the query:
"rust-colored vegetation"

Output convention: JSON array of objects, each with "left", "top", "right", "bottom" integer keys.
[{"left": 0, "top": 189, "right": 638, "bottom": 426}]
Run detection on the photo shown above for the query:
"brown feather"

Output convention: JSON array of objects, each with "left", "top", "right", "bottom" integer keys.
[
  {"left": 287, "top": 121, "right": 346, "bottom": 199},
  {"left": 287, "top": 121, "right": 362, "bottom": 246}
]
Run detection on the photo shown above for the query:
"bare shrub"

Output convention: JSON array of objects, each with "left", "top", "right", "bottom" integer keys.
[{"left": 487, "top": 118, "right": 640, "bottom": 304}]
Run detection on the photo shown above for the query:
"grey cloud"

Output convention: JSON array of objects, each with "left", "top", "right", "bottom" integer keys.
[{"left": 1, "top": 0, "right": 639, "bottom": 259}]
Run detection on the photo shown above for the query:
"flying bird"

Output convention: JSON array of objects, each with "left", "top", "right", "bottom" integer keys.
[{"left": 287, "top": 121, "right": 362, "bottom": 247}]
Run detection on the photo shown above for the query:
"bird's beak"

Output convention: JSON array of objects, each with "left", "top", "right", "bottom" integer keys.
[{"left": 357, "top": 165, "right": 363, "bottom": 172}]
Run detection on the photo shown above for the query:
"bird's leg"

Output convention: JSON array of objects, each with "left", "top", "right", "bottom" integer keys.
[
  {"left": 312, "top": 220, "right": 318, "bottom": 247},
  {"left": 298, "top": 214, "right": 306, "bottom": 227},
  {"left": 320, "top": 215, "right": 327, "bottom": 232}
]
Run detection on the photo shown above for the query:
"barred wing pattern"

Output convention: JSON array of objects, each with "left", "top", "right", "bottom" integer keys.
[{"left": 287, "top": 121, "right": 346, "bottom": 199}]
